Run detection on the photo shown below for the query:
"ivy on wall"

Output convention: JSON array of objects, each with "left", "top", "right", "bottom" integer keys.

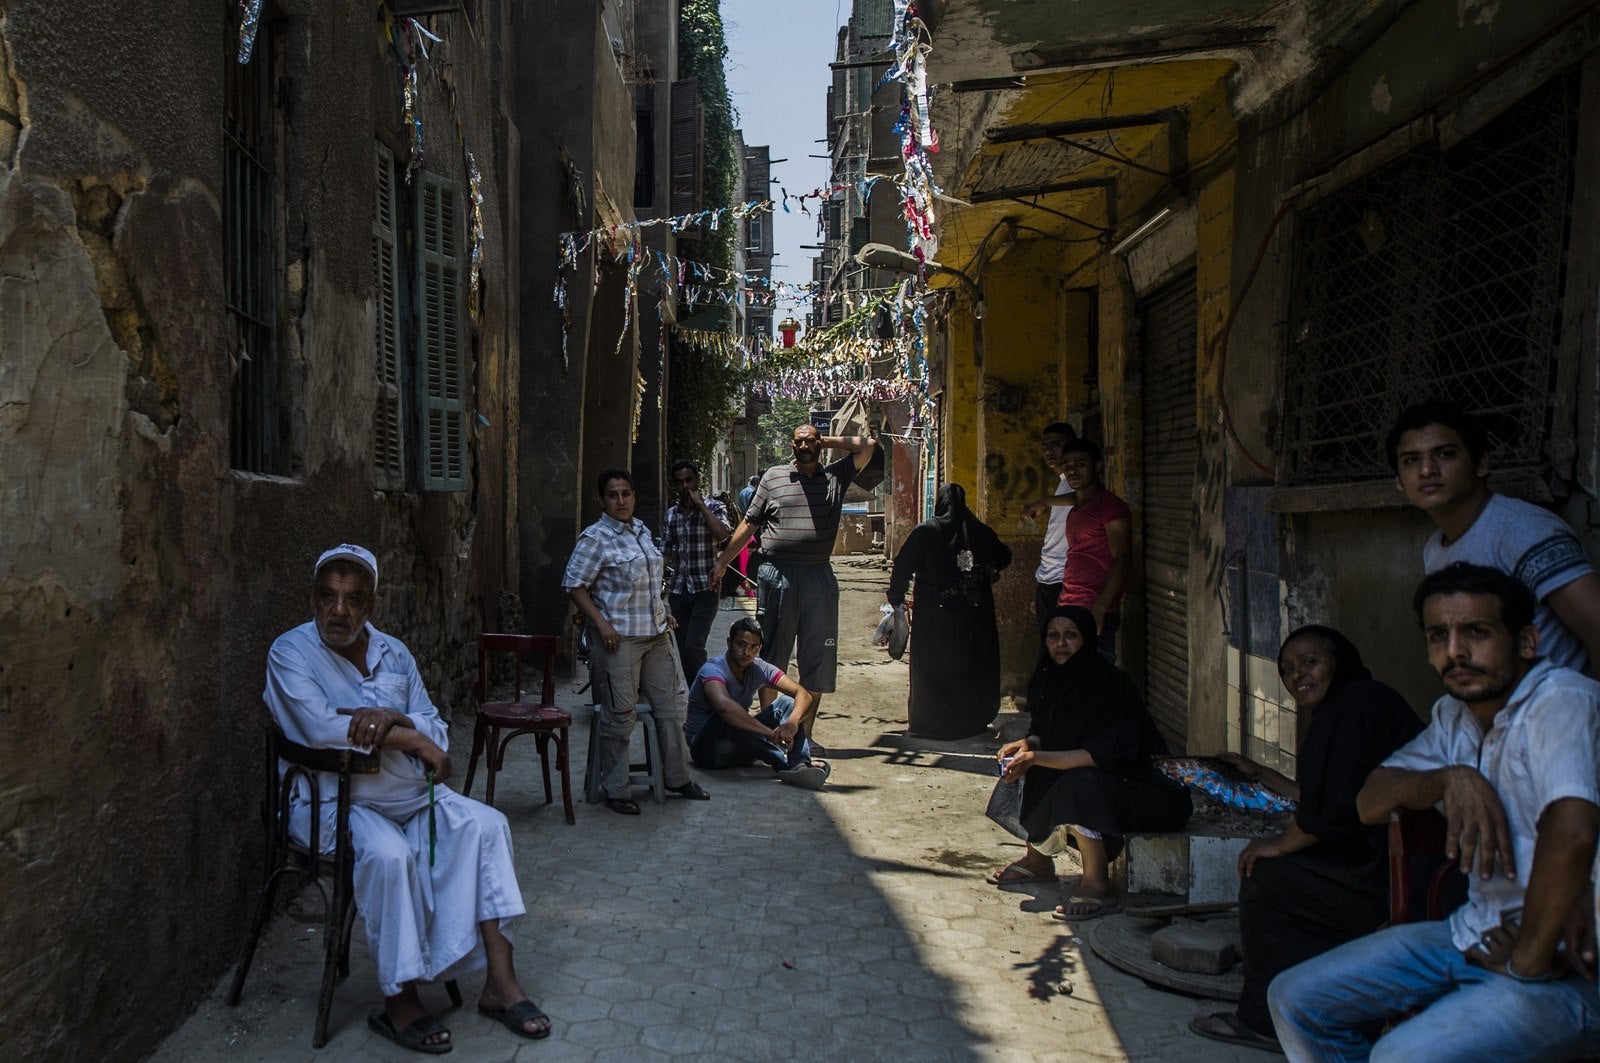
[{"left": 666, "top": 0, "right": 746, "bottom": 469}]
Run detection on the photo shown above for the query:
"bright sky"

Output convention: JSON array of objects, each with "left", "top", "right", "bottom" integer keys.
[{"left": 720, "top": 0, "right": 848, "bottom": 312}]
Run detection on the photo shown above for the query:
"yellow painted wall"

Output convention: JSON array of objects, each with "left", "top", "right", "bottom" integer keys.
[{"left": 941, "top": 300, "right": 981, "bottom": 492}]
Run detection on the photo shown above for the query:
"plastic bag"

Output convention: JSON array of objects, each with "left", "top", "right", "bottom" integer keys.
[
  {"left": 1154, "top": 756, "right": 1297, "bottom": 814},
  {"left": 887, "top": 603, "right": 909, "bottom": 660},
  {"left": 871, "top": 604, "right": 895, "bottom": 647},
  {"left": 985, "top": 777, "right": 1027, "bottom": 839}
]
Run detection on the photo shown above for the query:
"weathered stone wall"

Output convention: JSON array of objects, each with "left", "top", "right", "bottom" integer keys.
[
  {"left": 1225, "top": 0, "right": 1600, "bottom": 722},
  {"left": 0, "top": 2, "right": 518, "bottom": 1057},
  {"left": 515, "top": 0, "right": 642, "bottom": 643}
]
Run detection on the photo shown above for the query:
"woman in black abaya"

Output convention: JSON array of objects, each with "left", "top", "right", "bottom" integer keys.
[
  {"left": 988, "top": 606, "right": 1192, "bottom": 917},
  {"left": 887, "top": 484, "right": 1012, "bottom": 740}
]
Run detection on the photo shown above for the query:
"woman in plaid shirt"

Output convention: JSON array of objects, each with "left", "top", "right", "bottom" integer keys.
[{"left": 564, "top": 468, "right": 712, "bottom": 815}]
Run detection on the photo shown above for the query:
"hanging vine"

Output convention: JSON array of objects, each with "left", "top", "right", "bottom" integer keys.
[{"left": 666, "top": 0, "right": 745, "bottom": 469}]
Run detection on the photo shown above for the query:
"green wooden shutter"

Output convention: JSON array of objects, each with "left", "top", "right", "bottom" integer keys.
[
  {"left": 415, "top": 171, "right": 466, "bottom": 491},
  {"left": 372, "top": 144, "right": 405, "bottom": 490}
]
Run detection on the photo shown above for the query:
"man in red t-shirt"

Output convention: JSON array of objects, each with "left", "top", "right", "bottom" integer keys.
[{"left": 1023, "top": 438, "right": 1132, "bottom": 662}]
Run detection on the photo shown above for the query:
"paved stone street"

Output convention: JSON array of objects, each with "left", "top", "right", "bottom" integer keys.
[{"left": 153, "top": 566, "right": 1260, "bottom": 1062}]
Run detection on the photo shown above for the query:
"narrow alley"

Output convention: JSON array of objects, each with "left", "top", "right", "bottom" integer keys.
[{"left": 151, "top": 566, "right": 1258, "bottom": 1063}]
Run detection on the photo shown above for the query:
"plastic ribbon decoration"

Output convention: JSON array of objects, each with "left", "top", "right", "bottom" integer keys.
[{"left": 236, "top": 0, "right": 263, "bottom": 64}]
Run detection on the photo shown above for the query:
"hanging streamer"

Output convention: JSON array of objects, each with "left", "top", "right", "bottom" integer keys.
[{"left": 236, "top": 0, "right": 263, "bottom": 64}]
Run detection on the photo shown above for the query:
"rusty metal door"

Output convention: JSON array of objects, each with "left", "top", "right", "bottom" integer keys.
[{"left": 1139, "top": 270, "right": 1198, "bottom": 751}]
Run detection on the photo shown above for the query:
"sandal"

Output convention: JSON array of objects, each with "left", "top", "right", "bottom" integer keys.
[
  {"left": 985, "top": 862, "right": 1053, "bottom": 886},
  {"left": 604, "top": 797, "right": 641, "bottom": 815},
  {"left": 367, "top": 1008, "right": 452, "bottom": 1055},
  {"left": 1189, "top": 1012, "right": 1282, "bottom": 1053},
  {"left": 479, "top": 999, "right": 552, "bottom": 1041},
  {"left": 666, "top": 780, "right": 711, "bottom": 800},
  {"left": 1052, "top": 895, "right": 1121, "bottom": 920}
]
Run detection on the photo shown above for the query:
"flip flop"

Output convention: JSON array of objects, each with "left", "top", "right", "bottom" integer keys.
[
  {"left": 985, "top": 862, "right": 1053, "bottom": 886},
  {"left": 1052, "top": 895, "right": 1121, "bottom": 920},
  {"left": 367, "top": 1008, "right": 452, "bottom": 1055},
  {"left": 479, "top": 999, "right": 552, "bottom": 1041},
  {"left": 1189, "top": 1012, "right": 1283, "bottom": 1054}
]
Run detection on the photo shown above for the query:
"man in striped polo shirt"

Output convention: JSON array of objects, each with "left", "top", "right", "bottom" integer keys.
[{"left": 710, "top": 422, "right": 878, "bottom": 725}]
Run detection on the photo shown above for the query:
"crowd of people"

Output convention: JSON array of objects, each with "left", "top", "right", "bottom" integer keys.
[
  {"left": 966, "top": 400, "right": 1600, "bottom": 1060},
  {"left": 257, "top": 399, "right": 1600, "bottom": 1058},
  {"left": 258, "top": 422, "right": 875, "bottom": 1051}
]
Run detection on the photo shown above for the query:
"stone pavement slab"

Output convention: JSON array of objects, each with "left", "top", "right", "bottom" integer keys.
[{"left": 151, "top": 567, "right": 1264, "bottom": 1062}]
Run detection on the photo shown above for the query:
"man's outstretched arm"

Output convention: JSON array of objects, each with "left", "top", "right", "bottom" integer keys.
[
  {"left": 823, "top": 434, "right": 877, "bottom": 472},
  {"left": 709, "top": 518, "right": 759, "bottom": 592},
  {"left": 1359, "top": 764, "right": 1516, "bottom": 880}
]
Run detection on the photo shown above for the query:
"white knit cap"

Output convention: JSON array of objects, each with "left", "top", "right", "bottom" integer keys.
[{"left": 313, "top": 544, "right": 379, "bottom": 591}]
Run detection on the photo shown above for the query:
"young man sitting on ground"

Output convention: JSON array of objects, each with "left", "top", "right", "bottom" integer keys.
[{"left": 684, "top": 618, "right": 829, "bottom": 790}]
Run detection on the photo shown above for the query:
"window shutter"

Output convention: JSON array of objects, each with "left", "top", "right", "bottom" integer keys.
[
  {"left": 670, "top": 77, "right": 703, "bottom": 227},
  {"left": 849, "top": 216, "right": 870, "bottom": 255},
  {"left": 372, "top": 144, "right": 405, "bottom": 491},
  {"left": 415, "top": 171, "right": 467, "bottom": 491}
]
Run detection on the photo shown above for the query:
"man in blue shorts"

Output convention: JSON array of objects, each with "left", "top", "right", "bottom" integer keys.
[
  {"left": 685, "top": 618, "right": 828, "bottom": 790},
  {"left": 709, "top": 422, "right": 877, "bottom": 726}
]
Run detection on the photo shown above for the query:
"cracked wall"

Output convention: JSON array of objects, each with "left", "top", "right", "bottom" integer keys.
[{"left": 0, "top": 2, "right": 521, "bottom": 1058}]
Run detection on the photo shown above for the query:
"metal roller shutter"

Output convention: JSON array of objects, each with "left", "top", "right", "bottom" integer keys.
[{"left": 1139, "top": 270, "right": 1198, "bottom": 750}]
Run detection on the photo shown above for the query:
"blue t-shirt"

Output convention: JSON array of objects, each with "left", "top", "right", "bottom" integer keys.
[
  {"left": 684, "top": 653, "right": 784, "bottom": 742},
  {"left": 1423, "top": 493, "right": 1595, "bottom": 673}
]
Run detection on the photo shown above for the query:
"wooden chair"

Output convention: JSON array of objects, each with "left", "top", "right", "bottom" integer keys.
[
  {"left": 227, "top": 726, "right": 460, "bottom": 1048},
  {"left": 1388, "top": 808, "right": 1466, "bottom": 924},
  {"left": 464, "top": 633, "right": 575, "bottom": 824}
]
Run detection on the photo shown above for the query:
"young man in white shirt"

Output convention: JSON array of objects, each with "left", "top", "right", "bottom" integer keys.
[
  {"left": 1388, "top": 400, "right": 1600, "bottom": 674},
  {"left": 1034, "top": 421, "right": 1076, "bottom": 638}
]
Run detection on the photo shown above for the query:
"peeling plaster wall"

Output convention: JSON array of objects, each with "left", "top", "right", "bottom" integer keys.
[{"left": 0, "top": 2, "right": 519, "bottom": 1057}]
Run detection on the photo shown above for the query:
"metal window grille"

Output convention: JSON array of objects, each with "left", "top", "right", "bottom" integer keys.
[
  {"left": 372, "top": 144, "right": 405, "bottom": 491},
  {"left": 224, "top": 18, "right": 283, "bottom": 473},
  {"left": 1280, "top": 73, "right": 1577, "bottom": 486}
]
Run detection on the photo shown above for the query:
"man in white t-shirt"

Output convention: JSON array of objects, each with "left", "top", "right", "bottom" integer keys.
[
  {"left": 1387, "top": 400, "right": 1600, "bottom": 674},
  {"left": 1034, "top": 421, "right": 1076, "bottom": 638}
]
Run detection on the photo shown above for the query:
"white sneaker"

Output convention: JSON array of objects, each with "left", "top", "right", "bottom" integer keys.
[{"left": 778, "top": 761, "right": 829, "bottom": 790}]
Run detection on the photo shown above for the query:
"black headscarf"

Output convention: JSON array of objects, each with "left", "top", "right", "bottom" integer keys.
[
  {"left": 932, "top": 482, "right": 970, "bottom": 533},
  {"left": 1033, "top": 605, "right": 1101, "bottom": 703},
  {"left": 1278, "top": 623, "right": 1423, "bottom": 848},
  {"left": 1026, "top": 606, "right": 1166, "bottom": 769},
  {"left": 1279, "top": 624, "right": 1372, "bottom": 709}
]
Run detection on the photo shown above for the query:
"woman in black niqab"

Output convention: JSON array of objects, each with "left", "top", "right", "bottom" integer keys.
[{"left": 887, "top": 483, "right": 1012, "bottom": 739}]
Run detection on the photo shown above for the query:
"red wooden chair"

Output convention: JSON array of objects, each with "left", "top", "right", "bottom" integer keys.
[
  {"left": 464, "top": 634, "right": 575, "bottom": 824},
  {"left": 1388, "top": 808, "right": 1455, "bottom": 924}
]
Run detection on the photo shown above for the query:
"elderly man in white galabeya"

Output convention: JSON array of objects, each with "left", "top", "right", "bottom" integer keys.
[{"left": 264, "top": 544, "right": 550, "bottom": 1055}]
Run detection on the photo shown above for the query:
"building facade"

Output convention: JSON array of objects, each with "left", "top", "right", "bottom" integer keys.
[{"left": 923, "top": 0, "right": 1600, "bottom": 765}]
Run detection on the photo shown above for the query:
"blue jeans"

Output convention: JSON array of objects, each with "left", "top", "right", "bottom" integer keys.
[
  {"left": 688, "top": 694, "right": 812, "bottom": 772},
  {"left": 670, "top": 588, "right": 719, "bottom": 684},
  {"left": 1268, "top": 920, "right": 1600, "bottom": 1062}
]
